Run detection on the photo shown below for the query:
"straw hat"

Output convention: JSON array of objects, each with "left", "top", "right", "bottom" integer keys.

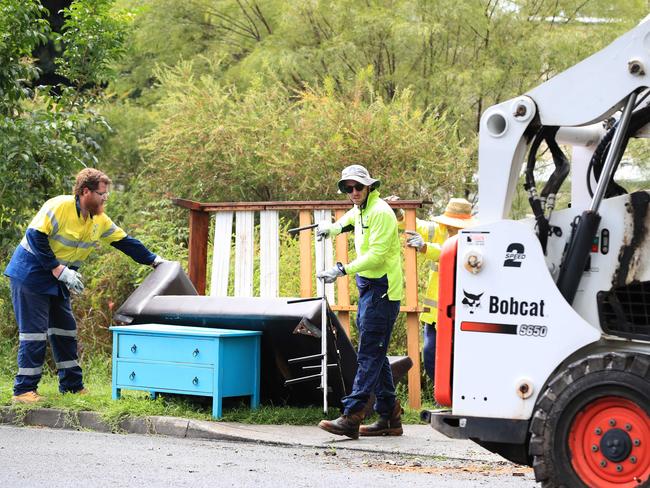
[
  {"left": 337, "top": 165, "right": 380, "bottom": 193},
  {"left": 432, "top": 198, "right": 476, "bottom": 229}
]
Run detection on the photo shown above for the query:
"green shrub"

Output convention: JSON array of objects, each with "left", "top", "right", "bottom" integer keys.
[{"left": 141, "top": 67, "right": 470, "bottom": 212}]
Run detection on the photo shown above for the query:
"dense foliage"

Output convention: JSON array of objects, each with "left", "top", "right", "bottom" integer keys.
[
  {"left": 0, "top": 0, "right": 129, "bottom": 250},
  {"left": 142, "top": 69, "right": 469, "bottom": 204}
]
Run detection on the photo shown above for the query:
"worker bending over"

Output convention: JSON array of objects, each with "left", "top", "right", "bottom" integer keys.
[{"left": 5, "top": 168, "right": 166, "bottom": 403}]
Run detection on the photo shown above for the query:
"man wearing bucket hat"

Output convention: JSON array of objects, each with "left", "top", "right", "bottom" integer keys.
[
  {"left": 389, "top": 196, "right": 476, "bottom": 384},
  {"left": 315, "top": 164, "right": 404, "bottom": 439}
]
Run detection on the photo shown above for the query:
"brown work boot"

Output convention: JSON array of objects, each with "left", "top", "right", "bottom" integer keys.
[
  {"left": 11, "top": 391, "right": 44, "bottom": 404},
  {"left": 62, "top": 387, "right": 88, "bottom": 395},
  {"left": 359, "top": 399, "right": 404, "bottom": 436},
  {"left": 318, "top": 411, "right": 365, "bottom": 439}
]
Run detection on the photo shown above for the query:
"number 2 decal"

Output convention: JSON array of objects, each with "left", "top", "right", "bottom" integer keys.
[{"left": 504, "top": 243, "right": 525, "bottom": 268}]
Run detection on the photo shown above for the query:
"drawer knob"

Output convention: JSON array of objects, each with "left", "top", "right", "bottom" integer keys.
[
  {"left": 192, "top": 348, "right": 200, "bottom": 357},
  {"left": 129, "top": 371, "right": 136, "bottom": 380},
  {"left": 192, "top": 377, "right": 199, "bottom": 385},
  {"left": 130, "top": 344, "right": 137, "bottom": 353}
]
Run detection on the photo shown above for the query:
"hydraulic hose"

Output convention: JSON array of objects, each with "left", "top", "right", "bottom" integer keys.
[{"left": 557, "top": 93, "right": 637, "bottom": 304}]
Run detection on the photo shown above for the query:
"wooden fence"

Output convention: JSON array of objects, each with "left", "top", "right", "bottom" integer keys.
[{"left": 172, "top": 198, "right": 425, "bottom": 408}]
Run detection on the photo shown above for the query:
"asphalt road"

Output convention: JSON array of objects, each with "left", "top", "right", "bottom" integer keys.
[{"left": 0, "top": 425, "right": 537, "bottom": 487}]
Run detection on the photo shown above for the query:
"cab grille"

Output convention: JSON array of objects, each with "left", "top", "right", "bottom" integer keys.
[{"left": 598, "top": 281, "right": 650, "bottom": 340}]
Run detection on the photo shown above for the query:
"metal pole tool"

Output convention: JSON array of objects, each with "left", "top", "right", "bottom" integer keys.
[{"left": 285, "top": 223, "right": 335, "bottom": 414}]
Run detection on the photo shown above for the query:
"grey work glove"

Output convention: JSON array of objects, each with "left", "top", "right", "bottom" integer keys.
[
  {"left": 57, "top": 267, "right": 84, "bottom": 295},
  {"left": 151, "top": 255, "right": 168, "bottom": 268},
  {"left": 405, "top": 230, "right": 426, "bottom": 252},
  {"left": 317, "top": 265, "right": 344, "bottom": 284}
]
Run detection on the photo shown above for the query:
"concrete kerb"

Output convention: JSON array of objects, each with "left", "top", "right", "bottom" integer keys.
[
  {"left": 0, "top": 406, "right": 502, "bottom": 462},
  {"left": 0, "top": 407, "right": 193, "bottom": 437}
]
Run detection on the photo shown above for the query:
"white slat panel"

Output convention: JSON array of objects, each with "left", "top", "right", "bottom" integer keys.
[
  {"left": 210, "top": 211, "right": 233, "bottom": 297},
  {"left": 314, "top": 210, "right": 335, "bottom": 302},
  {"left": 259, "top": 210, "right": 279, "bottom": 297},
  {"left": 234, "top": 211, "right": 254, "bottom": 297}
]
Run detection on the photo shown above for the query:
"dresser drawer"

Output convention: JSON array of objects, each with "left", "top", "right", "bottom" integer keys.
[
  {"left": 115, "top": 361, "right": 213, "bottom": 394},
  {"left": 117, "top": 334, "right": 215, "bottom": 365}
]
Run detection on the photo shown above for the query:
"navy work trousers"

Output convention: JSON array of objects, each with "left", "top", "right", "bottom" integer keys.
[
  {"left": 423, "top": 322, "right": 437, "bottom": 382},
  {"left": 342, "top": 274, "right": 400, "bottom": 417},
  {"left": 11, "top": 279, "right": 84, "bottom": 395}
]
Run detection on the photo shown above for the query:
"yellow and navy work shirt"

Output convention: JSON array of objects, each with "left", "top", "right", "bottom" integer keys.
[
  {"left": 398, "top": 218, "right": 447, "bottom": 325},
  {"left": 4, "top": 195, "right": 156, "bottom": 296},
  {"left": 329, "top": 190, "right": 404, "bottom": 301},
  {"left": 417, "top": 219, "right": 448, "bottom": 325}
]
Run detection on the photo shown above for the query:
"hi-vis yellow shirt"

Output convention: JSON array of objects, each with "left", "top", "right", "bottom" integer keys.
[
  {"left": 416, "top": 219, "right": 447, "bottom": 325},
  {"left": 331, "top": 190, "right": 404, "bottom": 301},
  {"left": 25, "top": 195, "right": 126, "bottom": 269},
  {"left": 399, "top": 218, "right": 447, "bottom": 325}
]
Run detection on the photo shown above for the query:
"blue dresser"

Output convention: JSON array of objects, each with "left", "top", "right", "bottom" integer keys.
[{"left": 110, "top": 324, "right": 261, "bottom": 419}]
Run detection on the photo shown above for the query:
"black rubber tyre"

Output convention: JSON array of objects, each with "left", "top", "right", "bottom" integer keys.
[{"left": 529, "top": 352, "right": 650, "bottom": 487}]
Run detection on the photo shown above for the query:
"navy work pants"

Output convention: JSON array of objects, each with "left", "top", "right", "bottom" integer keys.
[
  {"left": 342, "top": 275, "right": 400, "bottom": 417},
  {"left": 11, "top": 279, "right": 84, "bottom": 395},
  {"left": 423, "top": 322, "right": 437, "bottom": 382}
]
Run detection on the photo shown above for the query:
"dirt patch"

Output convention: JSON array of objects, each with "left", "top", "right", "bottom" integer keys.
[{"left": 376, "top": 462, "right": 533, "bottom": 477}]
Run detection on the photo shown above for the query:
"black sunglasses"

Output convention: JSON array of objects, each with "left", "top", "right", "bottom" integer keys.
[{"left": 342, "top": 182, "right": 366, "bottom": 193}]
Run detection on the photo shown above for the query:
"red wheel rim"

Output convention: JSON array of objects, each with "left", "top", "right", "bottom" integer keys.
[{"left": 568, "top": 396, "right": 650, "bottom": 487}]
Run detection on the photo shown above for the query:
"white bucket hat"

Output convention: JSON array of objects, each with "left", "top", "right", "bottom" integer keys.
[{"left": 337, "top": 164, "right": 380, "bottom": 193}]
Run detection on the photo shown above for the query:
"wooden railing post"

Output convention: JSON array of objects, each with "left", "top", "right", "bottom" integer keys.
[
  {"left": 299, "top": 210, "right": 313, "bottom": 298},
  {"left": 188, "top": 209, "right": 209, "bottom": 295},
  {"left": 404, "top": 208, "right": 421, "bottom": 409}
]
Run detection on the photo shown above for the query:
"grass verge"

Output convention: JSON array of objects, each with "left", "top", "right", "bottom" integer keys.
[{"left": 0, "top": 359, "right": 437, "bottom": 427}]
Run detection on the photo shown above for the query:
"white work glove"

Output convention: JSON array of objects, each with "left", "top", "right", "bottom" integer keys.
[
  {"left": 316, "top": 222, "right": 336, "bottom": 240},
  {"left": 57, "top": 267, "right": 84, "bottom": 295},
  {"left": 405, "top": 230, "right": 426, "bottom": 252},
  {"left": 151, "top": 255, "right": 168, "bottom": 268},
  {"left": 317, "top": 265, "right": 344, "bottom": 284}
]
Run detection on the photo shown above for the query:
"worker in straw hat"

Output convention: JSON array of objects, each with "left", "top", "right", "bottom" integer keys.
[{"left": 387, "top": 196, "right": 476, "bottom": 384}]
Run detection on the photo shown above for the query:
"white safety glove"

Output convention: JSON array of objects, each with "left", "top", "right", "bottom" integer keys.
[
  {"left": 317, "top": 265, "right": 345, "bottom": 284},
  {"left": 316, "top": 222, "right": 337, "bottom": 240},
  {"left": 57, "top": 267, "right": 84, "bottom": 295},
  {"left": 151, "top": 255, "right": 168, "bottom": 268},
  {"left": 405, "top": 230, "right": 426, "bottom": 252}
]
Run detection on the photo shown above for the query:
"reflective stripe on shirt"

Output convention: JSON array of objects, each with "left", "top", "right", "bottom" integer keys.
[
  {"left": 427, "top": 222, "right": 436, "bottom": 239},
  {"left": 46, "top": 209, "right": 60, "bottom": 234},
  {"left": 101, "top": 224, "right": 118, "bottom": 239},
  {"left": 51, "top": 234, "right": 96, "bottom": 249},
  {"left": 20, "top": 238, "right": 83, "bottom": 269},
  {"left": 20, "top": 236, "right": 32, "bottom": 253},
  {"left": 423, "top": 297, "right": 438, "bottom": 308}
]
